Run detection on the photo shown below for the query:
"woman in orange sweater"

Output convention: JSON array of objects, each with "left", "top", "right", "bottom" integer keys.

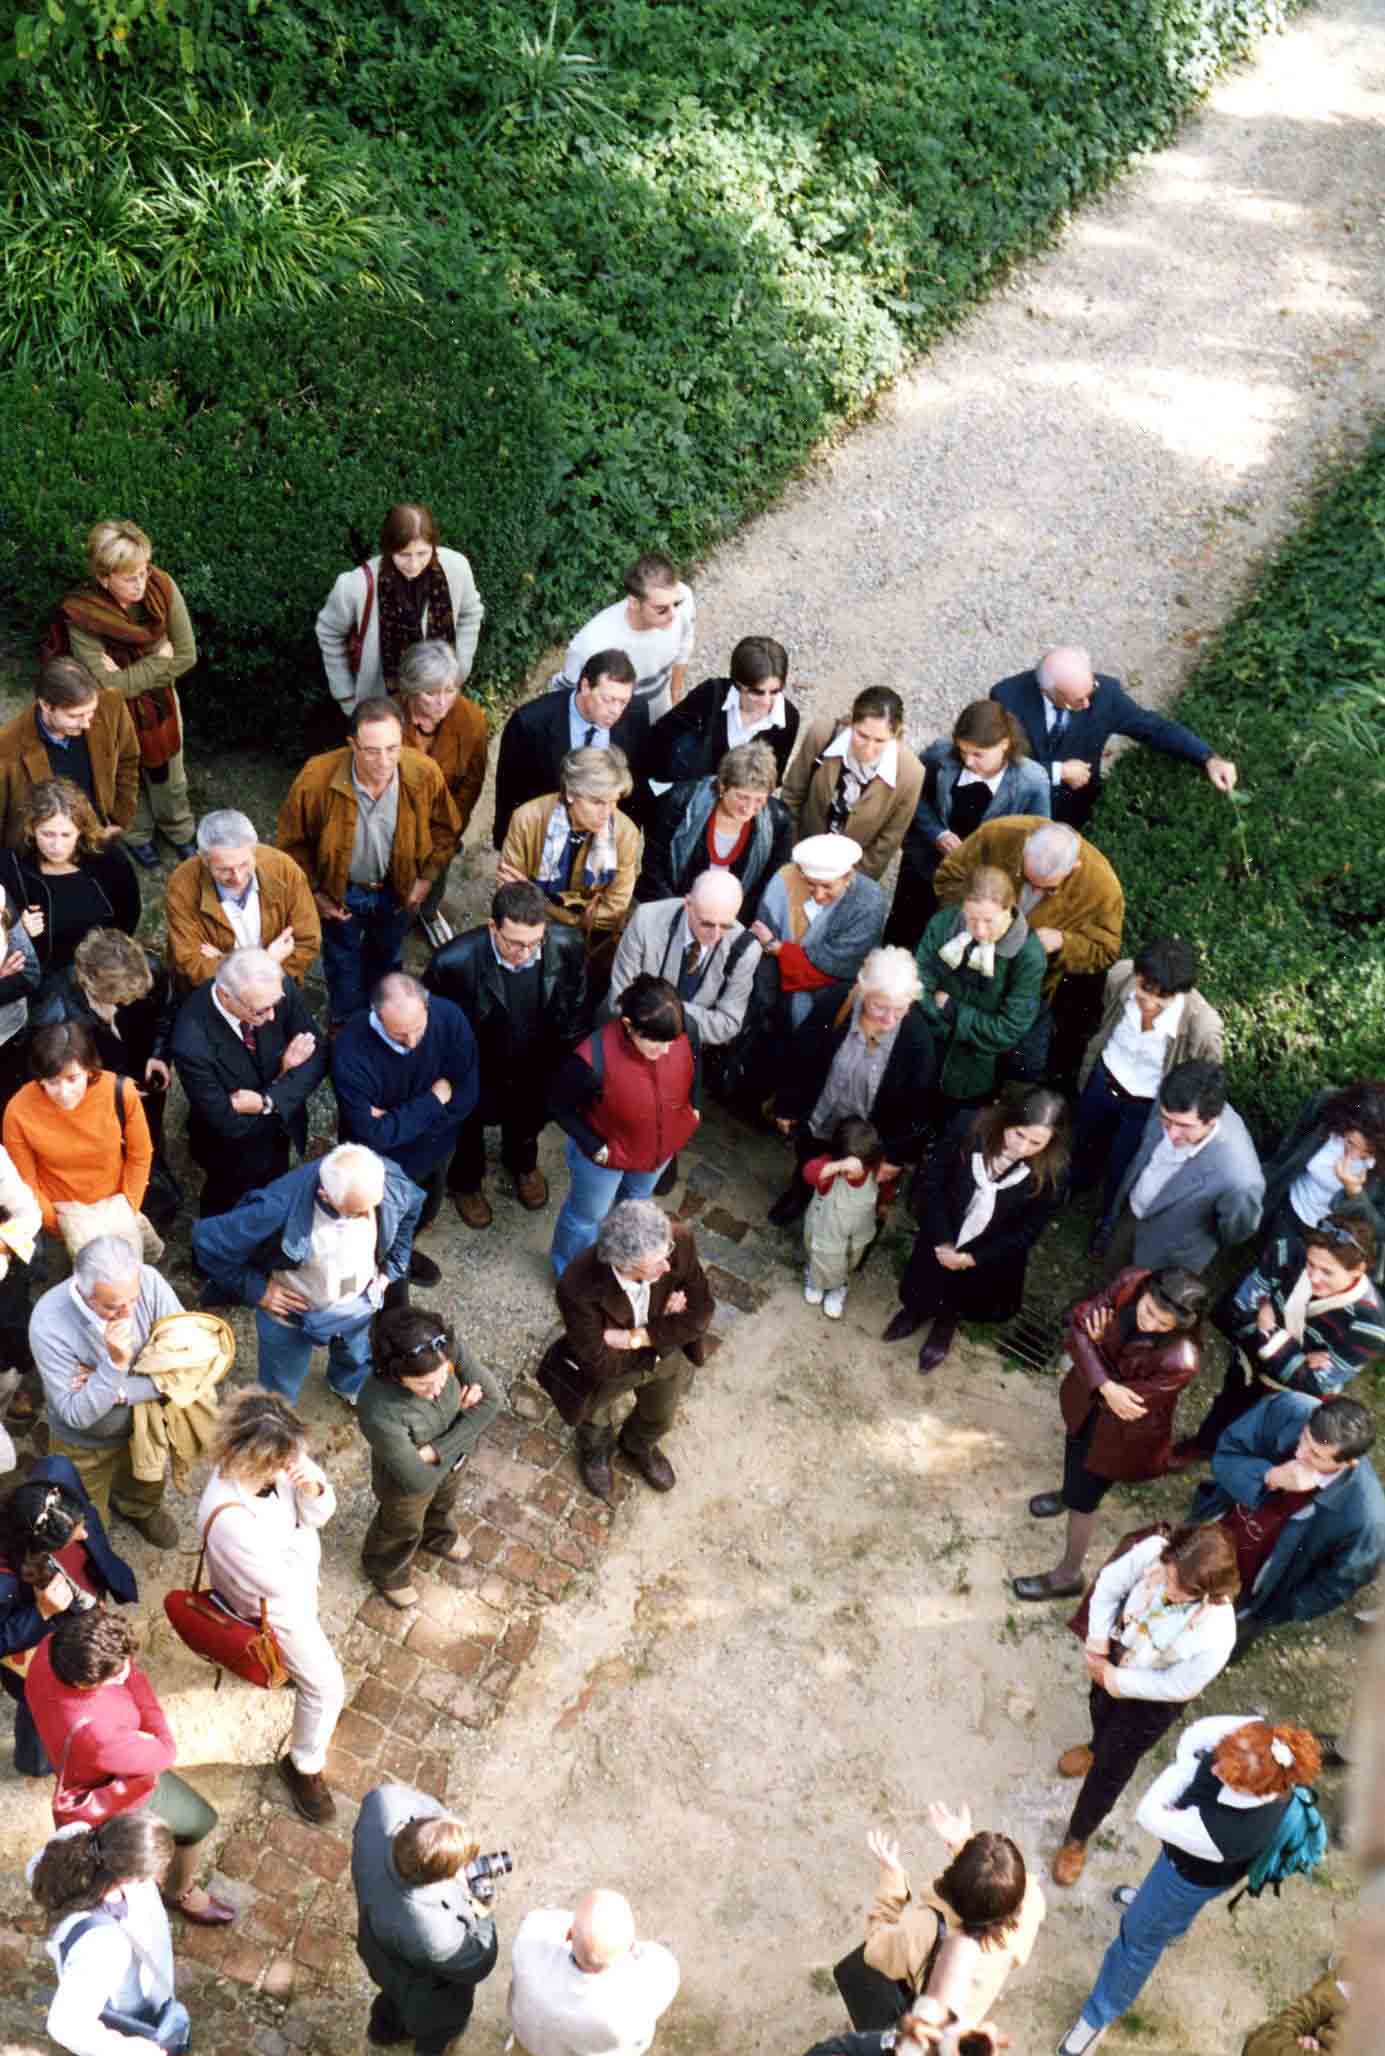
[{"left": 2, "top": 1021, "right": 152, "bottom": 1256}]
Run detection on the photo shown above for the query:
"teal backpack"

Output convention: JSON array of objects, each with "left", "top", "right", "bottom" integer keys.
[{"left": 1228, "top": 1785, "right": 1328, "bottom": 1911}]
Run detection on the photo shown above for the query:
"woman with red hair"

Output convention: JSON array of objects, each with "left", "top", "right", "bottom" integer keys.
[{"left": 1057, "top": 1715, "right": 1321, "bottom": 2053}]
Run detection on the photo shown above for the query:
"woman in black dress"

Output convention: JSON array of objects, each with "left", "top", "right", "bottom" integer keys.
[
  {"left": 2, "top": 779, "right": 140, "bottom": 992},
  {"left": 883, "top": 1087, "right": 1069, "bottom": 1374}
]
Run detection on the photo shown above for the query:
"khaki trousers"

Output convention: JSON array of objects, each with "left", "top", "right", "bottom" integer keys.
[
  {"left": 126, "top": 733, "right": 194, "bottom": 847},
  {"left": 48, "top": 1430, "right": 165, "bottom": 1524}
]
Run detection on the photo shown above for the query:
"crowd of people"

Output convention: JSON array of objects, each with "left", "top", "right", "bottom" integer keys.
[{"left": 0, "top": 504, "right": 1377, "bottom": 2053}]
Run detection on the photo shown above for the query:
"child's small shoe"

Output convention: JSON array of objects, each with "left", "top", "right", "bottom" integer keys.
[
  {"left": 823, "top": 1287, "right": 847, "bottom": 1320},
  {"left": 803, "top": 1272, "right": 825, "bottom": 1306}
]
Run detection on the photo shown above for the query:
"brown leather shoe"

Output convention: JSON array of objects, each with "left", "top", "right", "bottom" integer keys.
[
  {"left": 277, "top": 1755, "right": 337, "bottom": 1826},
  {"left": 454, "top": 1189, "right": 493, "bottom": 1230},
  {"left": 515, "top": 1169, "right": 548, "bottom": 1211},
  {"left": 1052, "top": 1838, "right": 1088, "bottom": 1887},
  {"left": 1058, "top": 1744, "right": 1095, "bottom": 1778},
  {"left": 620, "top": 1440, "right": 676, "bottom": 1492}
]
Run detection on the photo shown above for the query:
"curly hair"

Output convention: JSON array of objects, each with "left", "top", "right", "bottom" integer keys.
[
  {"left": 1212, "top": 1720, "right": 1321, "bottom": 1797},
  {"left": 48, "top": 1607, "right": 138, "bottom": 1688},
  {"left": 23, "top": 777, "right": 106, "bottom": 859},
  {"left": 208, "top": 1389, "right": 308, "bottom": 1489}
]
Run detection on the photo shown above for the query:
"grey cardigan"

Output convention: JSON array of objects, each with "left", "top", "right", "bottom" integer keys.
[
  {"left": 1077, "top": 962, "right": 1225, "bottom": 1091},
  {"left": 1113, "top": 1103, "right": 1265, "bottom": 1271}
]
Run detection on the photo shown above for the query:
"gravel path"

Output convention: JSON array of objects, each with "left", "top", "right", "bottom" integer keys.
[{"left": 690, "top": 0, "right": 1385, "bottom": 748}]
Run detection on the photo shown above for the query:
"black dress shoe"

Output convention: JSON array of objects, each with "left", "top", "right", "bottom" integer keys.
[
  {"left": 1013, "top": 1571, "right": 1085, "bottom": 1601},
  {"left": 1087, "top": 1222, "right": 1114, "bottom": 1260},
  {"left": 579, "top": 1447, "right": 615, "bottom": 1501},
  {"left": 408, "top": 1248, "right": 442, "bottom": 1286},
  {"left": 882, "top": 1308, "right": 923, "bottom": 1343},
  {"left": 1028, "top": 1491, "right": 1066, "bottom": 1519},
  {"left": 126, "top": 840, "right": 160, "bottom": 869},
  {"left": 767, "top": 1185, "right": 810, "bottom": 1227}
]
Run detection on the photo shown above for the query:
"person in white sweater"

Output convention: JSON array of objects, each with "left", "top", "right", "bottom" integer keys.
[
  {"left": 316, "top": 502, "right": 484, "bottom": 714},
  {"left": 1050, "top": 1522, "right": 1240, "bottom": 1889},
  {"left": 508, "top": 1890, "right": 680, "bottom": 2056},
  {"left": 196, "top": 1389, "right": 343, "bottom": 1827},
  {"left": 30, "top": 1813, "right": 190, "bottom": 2056},
  {"left": 556, "top": 552, "right": 695, "bottom": 722}
]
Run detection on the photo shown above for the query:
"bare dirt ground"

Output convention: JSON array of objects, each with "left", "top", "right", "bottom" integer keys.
[{"left": 3, "top": 2, "right": 1385, "bottom": 2052}]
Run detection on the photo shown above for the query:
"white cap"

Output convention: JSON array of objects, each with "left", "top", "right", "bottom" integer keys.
[{"left": 792, "top": 833, "right": 862, "bottom": 883}]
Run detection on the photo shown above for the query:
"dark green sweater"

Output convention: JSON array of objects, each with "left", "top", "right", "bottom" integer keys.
[{"left": 356, "top": 1350, "right": 502, "bottom": 1495}]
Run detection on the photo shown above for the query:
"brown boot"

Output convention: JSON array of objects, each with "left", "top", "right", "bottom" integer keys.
[
  {"left": 454, "top": 1189, "right": 493, "bottom": 1230},
  {"left": 619, "top": 1438, "right": 676, "bottom": 1492},
  {"left": 515, "top": 1168, "right": 548, "bottom": 1211},
  {"left": 277, "top": 1755, "right": 337, "bottom": 1826},
  {"left": 1058, "top": 1744, "right": 1095, "bottom": 1778},
  {"left": 1051, "top": 1838, "right": 1087, "bottom": 1887}
]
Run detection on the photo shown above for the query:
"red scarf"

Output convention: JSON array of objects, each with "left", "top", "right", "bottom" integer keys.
[{"left": 49, "top": 568, "right": 182, "bottom": 770}]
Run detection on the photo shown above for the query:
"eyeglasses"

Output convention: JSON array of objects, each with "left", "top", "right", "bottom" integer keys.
[{"left": 1316, "top": 1219, "right": 1368, "bottom": 1258}]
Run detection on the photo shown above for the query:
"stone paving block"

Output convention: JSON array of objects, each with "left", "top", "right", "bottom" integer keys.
[
  {"left": 530, "top": 1477, "right": 571, "bottom": 1519},
  {"left": 352, "top": 1675, "right": 403, "bottom": 1726},
  {"left": 518, "top": 1429, "right": 567, "bottom": 1470},
  {"left": 445, "top": 1684, "right": 497, "bottom": 1729},
  {"left": 510, "top": 1386, "right": 546, "bottom": 1421},
  {"left": 266, "top": 1817, "right": 350, "bottom": 1884},
  {"left": 705, "top": 1263, "right": 767, "bottom": 1314},
  {"left": 326, "top": 1747, "right": 376, "bottom": 1804},
  {"left": 683, "top": 1162, "right": 725, "bottom": 1198},
  {"left": 533, "top": 1559, "right": 574, "bottom": 1602},
  {"left": 333, "top": 1707, "right": 387, "bottom": 1760},
  {"left": 700, "top": 1205, "right": 750, "bottom": 1241},
  {"left": 379, "top": 1735, "right": 423, "bottom": 1782},
  {"left": 694, "top": 1229, "right": 774, "bottom": 1283},
  {"left": 406, "top": 1617, "right": 492, "bottom": 1675},
  {"left": 245, "top": 1895, "right": 301, "bottom": 1950},
  {"left": 262, "top": 1958, "right": 297, "bottom": 2001},
  {"left": 391, "top": 1693, "right": 439, "bottom": 1744},
  {"left": 469, "top": 1523, "right": 505, "bottom": 1565},
  {"left": 498, "top": 1614, "right": 540, "bottom": 1664},
  {"left": 217, "top": 1834, "right": 265, "bottom": 1882}
]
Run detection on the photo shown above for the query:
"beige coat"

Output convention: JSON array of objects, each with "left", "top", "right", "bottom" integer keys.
[
  {"left": 500, "top": 796, "right": 640, "bottom": 933},
  {"left": 934, "top": 814, "right": 1124, "bottom": 999},
  {"left": 128, "top": 1312, "right": 236, "bottom": 1491},
  {"left": 164, "top": 843, "right": 322, "bottom": 989},
  {"left": 1078, "top": 960, "right": 1225, "bottom": 1090},
  {"left": 864, "top": 1858, "right": 1046, "bottom": 2030},
  {"left": 781, "top": 717, "right": 924, "bottom": 881}
]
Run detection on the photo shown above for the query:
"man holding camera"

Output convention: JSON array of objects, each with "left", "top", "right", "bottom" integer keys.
[{"left": 352, "top": 1780, "right": 503, "bottom": 2053}]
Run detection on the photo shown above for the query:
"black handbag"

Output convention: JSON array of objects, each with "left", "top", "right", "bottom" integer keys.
[{"left": 833, "top": 1909, "right": 946, "bottom": 2033}]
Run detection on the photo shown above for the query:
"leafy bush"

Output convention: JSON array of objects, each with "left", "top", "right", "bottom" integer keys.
[
  {"left": 1089, "top": 422, "right": 1385, "bottom": 1143},
  {"left": 0, "top": 280, "right": 564, "bottom": 739}
]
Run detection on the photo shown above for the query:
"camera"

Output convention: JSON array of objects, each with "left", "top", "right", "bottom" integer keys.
[
  {"left": 27, "top": 1554, "right": 97, "bottom": 1611},
  {"left": 464, "top": 1850, "right": 513, "bottom": 1903}
]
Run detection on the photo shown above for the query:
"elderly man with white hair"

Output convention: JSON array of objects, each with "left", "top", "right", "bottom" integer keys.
[
  {"left": 164, "top": 806, "right": 321, "bottom": 989},
  {"left": 509, "top": 1887, "right": 681, "bottom": 2056},
  {"left": 540, "top": 1199, "right": 713, "bottom": 1501},
  {"left": 992, "top": 645, "right": 1237, "bottom": 830},
  {"left": 935, "top": 815, "right": 1124, "bottom": 1080},
  {"left": 172, "top": 943, "right": 327, "bottom": 1220},
  {"left": 31, "top": 1232, "right": 184, "bottom": 1544},
  {"left": 192, "top": 1141, "right": 422, "bottom": 1406}
]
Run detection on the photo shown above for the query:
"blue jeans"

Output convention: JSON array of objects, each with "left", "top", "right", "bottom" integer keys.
[
  {"left": 1072, "top": 1059, "right": 1155, "bottom": 1217},
  {"left": 1081, "top": 1849, "right": 1226, "bottom": 2030},
  {"left": 319, "top": 883, "right": 412, "bottom": 1024},
  {"left": 255, "top": 1306, "right": 374, "bottom": 1404},
  {"left": 551, "top": 1137, "right": 668, "bottom": 1274}
]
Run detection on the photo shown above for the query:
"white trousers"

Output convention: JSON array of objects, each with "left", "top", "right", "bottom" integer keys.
[{"left": 273, "top": 1613, "right": 345, "bottom": 1774}]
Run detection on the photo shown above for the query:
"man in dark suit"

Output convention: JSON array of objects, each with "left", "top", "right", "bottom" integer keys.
[
  {"left": 424, "top": 878, "right": 589, "bottom": 1228},
  {"left": 991, "top": 645, "right": 1237, "bottom": 828},
  {"left": 492, "top": 647, "right": 651, "bottom": 848},
  {"left": 541, "top": 1200, "right": 713, "bottom": 1501},
  {"left": 171, "top": 944, "right": 326, "bottom": 1217}
]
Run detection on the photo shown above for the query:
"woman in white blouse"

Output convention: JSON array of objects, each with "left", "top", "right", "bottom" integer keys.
[
  {"left": 30, "top": 1812, "right": 190, "bottom": 2054},
  {"left": 196, "top": 1390, "right": 343, "bottom": 1829},
  {"left": 315, "top": 501, "right": 484, "bottom": 715}
]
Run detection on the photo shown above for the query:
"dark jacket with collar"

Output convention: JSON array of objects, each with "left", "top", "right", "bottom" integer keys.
[
  {"left": 774, "top": 1003, "right": 937, "bottom": 1165},
  {"left": 918, "top": 1108, "right": 1065, "bottom": 1266},
  {"left": 357, "top": 1353, "right": 502, "bottom": 1498},
  {"left": 1261, "top": 1088, "right": 1385, "bottom": 1280},
  {"left": 425, "top": 921, "right": 590, "bottom": 1112},
  {"left": 548, "top": 1221, "right": 714, "bottom": 1421},
  {"left": 1189, "top": 1390, "right": 1385, "bottom": 1624},
  {"left": 332, "top": 995, "right": 479, "bottom": 1181},
  {"left": 172, "top": 977, "right": 326, "bottom": 1165},
  {"left": 493, "top": 687, "right": 652, "bottom": 849},
  {"left": 643, "top": 675, "right": 800, "bottom": 785},
  {"left": 0, "top": 1455, "right": 137, "bottom": 1690},
  {"left": 35, "top": 953, "right": 176, "bottom": 1080},
  {"left": 636, "top": 774, "right": 794, "bottom": 920},
  {"left": 904, "top": 739, "right": 1052, "bottom": 873},
  {"left": 191, "top": 1155, "right": 422, "bottom": 1309},
  {"left": 352, "top": 1782, "right": 498, "bottom": 2042},
  {"left": 1060, "top": 1266, "right": 1201, "bottom": 1481},
  {"left": 1113, "top": 1102, "right": 1264, "bottom": 1272},
  {"left": 914, "top": 903, "right": 1046, "bottom": 1101},
  {"left": 990, "top": 667, "right": 1213, "bottom": 828}
]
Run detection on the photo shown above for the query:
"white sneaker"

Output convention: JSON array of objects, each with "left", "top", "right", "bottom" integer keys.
[
  {"left": 823, "top": 1287, "right": 847, "bottom": 1320},
  {"left": 1056, "top": 2021, "right": 1105, "bottom": 2056},
  {"left": 803, "top": 1273, "right": 824, "bottom": 1306}
]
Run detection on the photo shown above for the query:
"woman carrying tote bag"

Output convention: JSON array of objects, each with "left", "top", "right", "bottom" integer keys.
[{"left": 30, "top": 1812, "right": 191, "bottom": 2052}]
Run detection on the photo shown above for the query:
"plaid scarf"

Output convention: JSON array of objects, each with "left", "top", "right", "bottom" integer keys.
[
  {"left": 51, "top": 568, "right": 181, "bottom": 771},
  {"left": 376, "top": 555, "right": 455, "bottom": 687},
  {"left": 537, "top": 799, "right": 617, "bottom": 901}
]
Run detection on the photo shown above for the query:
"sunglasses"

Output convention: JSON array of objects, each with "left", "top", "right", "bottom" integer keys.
[
  {"left": 1316, "top": 1218, "right": 1368, "bottom": 1259},
  {"left": 400, "top": 1332, "right": 450, "bottom": 1361}
]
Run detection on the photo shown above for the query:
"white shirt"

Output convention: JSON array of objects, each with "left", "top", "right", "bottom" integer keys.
[
  {"left": 560, "top": 587, "right": 696, "bottom": 717},
  {"left": 1291, "top": 1134, "right": 1375, "bottom": 1227},
  {"left": 1087, "top": 1535, "right": 1236, "bottom": 1703},
  {"left": 954, "top": 767, "right": 1004, "bottom": 794},
  {"left": 275, "top": 1201, "right": 377, "bottom": 1309},
  {"left": 1103, "top": 991, "right": 1185, "bottom": 1100},
  {"left": 46, "top": 1877, "right": 176, "bottom": 2056},
  {"left": 1135, "top": 1713, "right": 1281, "bottom": 1862},
  {"left": 613, "top": 1270, "right": 653, "bottom": 1332},
  {"left": 215, "top": 874, "right": 262, "bottom": 952},
  {"left": 1042, "top": 693, "right": 1076, "bottom": 785},
  {"left": 821, "top": 727, "right": 899, "bottom": 790},
  {"left": 1129, "top": 1121, "right": 1219, "bottom": 1217},
  {"left": 211, "top": 982, "right": 255, "bottom": 1044},
  {"left": 723, "top": 682, "right": 787, "bottom": 751},
  {"left": 508, "top": 1907, "right": 681, "bottom": 2056},
  {"left": 569, "top": 694, "right": 615, "bottom": 754},
  {"left": 196, "top": 1455, "right": 335, "bottom": 1632}
]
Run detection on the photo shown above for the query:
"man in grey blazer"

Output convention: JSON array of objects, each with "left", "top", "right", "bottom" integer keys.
[
  {"left": 1098, "top": 1059, "right": 1264, "bottom": 1270},
  {"left": 603, "top": 871, "right": 761, "bottom": 1049}
]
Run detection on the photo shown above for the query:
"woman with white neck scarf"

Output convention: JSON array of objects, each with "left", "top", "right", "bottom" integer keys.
[
  {"left": 883, "top": 1087, "right": 1069, "bottom": 1374},
  {"left": 914, "top": 865, "right": 1046, "bottom": 1121}
]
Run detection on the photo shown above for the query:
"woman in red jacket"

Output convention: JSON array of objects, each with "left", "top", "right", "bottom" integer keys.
[
  {"left": 25, "top": 1607, "right": 234, "bottom": 1924},
  {"left": 1013, "top": 1266, "right": 1207, "bottom": 1601},
  {"left": 548, "top": 974, "right": 699, "bottom": 1274}
]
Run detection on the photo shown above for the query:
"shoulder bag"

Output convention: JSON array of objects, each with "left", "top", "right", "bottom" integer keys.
[
  {"left": 57, "top": 1913, "right": 190, "bottom": 2049},
  {"left": 346, "top": 561, "right": 376, "bottom": 678},
  {"left": 833, "top": 1908, "right": 946, "bottom": 2033},
  {"left": 162, "top": 1503, "right": 290, "bottom": 1690}
]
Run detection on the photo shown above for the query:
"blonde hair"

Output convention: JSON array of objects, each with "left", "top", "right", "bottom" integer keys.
[
  {"left": 560, "top": 745, "right": 632, "bottom": 803},
  {"left": 392, "top": 1815, "right": 479, "bottom": 1884},
  {"left": 962, "top": 864, "right": 1017, "bottom": 911},
  {"left": 86, "top": 520, "right": 153, "bottom": 579},
  {"left": 74, "top": 929, "right": 153, "bottom": 1009}
]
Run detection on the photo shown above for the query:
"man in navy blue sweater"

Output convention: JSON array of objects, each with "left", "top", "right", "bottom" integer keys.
[{"left": 332, "top": 972, "right": 479, "bottom": 1285}]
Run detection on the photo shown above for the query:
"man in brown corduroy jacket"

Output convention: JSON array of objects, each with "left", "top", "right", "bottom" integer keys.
[
  {"left": 0, "top": 658, "right": 139, "bottom": 848},
  {"left": 165, "top": 808, "right": 321, "bottom": 989}
]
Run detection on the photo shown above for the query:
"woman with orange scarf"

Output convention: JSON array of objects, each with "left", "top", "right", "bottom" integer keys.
[{"left": 49, "top": 521, "right": 197, "bottom": 871}]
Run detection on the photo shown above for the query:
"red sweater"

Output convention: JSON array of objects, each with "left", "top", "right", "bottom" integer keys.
[{"left": 25, "top": 1638, "right": 173, "bottom": 1815}]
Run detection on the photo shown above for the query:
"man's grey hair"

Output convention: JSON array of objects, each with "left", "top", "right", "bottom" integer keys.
[
  {"left": 559, "top": 745, "right": 632, "bottom": 803},
  {"left": 1036, "top": 646, "right": 1093, "bottom": 694},
  {"left": 372, "top": 971, "right": 428, "bottom": 1012},
  {"left": 857, "top": 945, "right": 923, "bottom": 1007},
  {"left": 197, "top": 809, "right": 257, "bottom": 856},
  {"left": 596, "top": 1200, "right": 672, "bottom": 1273},
  {"left": 214, "top": 946, "right": 283, "bottom": 1001},
  {"left": 1023, "top": 823, "right": 1081, "bottom": 882},
  {"left": 319, "top": 1142, "right": 386, "bottom": 1207},
  {"left": 397, "top": 639, "right": 464, "bottom": 698},
  {"left": 74, "top": 1234, "right": 142, "bottom": 1293}
]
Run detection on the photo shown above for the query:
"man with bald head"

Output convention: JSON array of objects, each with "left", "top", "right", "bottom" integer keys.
[
  {"left": 332, "top": 971, "right": 479, "bottom": 1283},
  {"left": 992, "top": 644, "right": 1237, "bottom": 829},
  {"left": 606, "top": 869, "right": 762, "bottom": 1049},
  {"left": 508, "top": 1887, "right": 680, "bottom": 2056}
]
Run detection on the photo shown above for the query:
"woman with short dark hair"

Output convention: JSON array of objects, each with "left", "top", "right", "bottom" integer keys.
[
  {"left": 782, "top": 687, "right": 925, "bottom": 883},
  {"left": 646, "top": 633, "right": 801, "bottom": 785}
]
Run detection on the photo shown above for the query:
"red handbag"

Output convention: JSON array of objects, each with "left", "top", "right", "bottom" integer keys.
[
  {"left": 52, "top": 1715, "right": 156, "bottom": 1830},
  {"left": 163, "top": 1504, "right": 290, "bottom": 1691},
  {"left": 345, "top": 561, "right": 376, "bottom": 678}
]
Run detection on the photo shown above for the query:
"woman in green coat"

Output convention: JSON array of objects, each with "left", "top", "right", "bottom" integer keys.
[{"left": 915, "top": 865, "right": 1046, "bottom": 1112}]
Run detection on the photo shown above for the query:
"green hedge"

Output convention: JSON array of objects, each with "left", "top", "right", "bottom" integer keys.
[
  {"left": 1089, "top": 422, "right": 1385, "bottom": 1142},
  {"left": 0, "top": 283, "right": 563, "bottom": 740}
]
